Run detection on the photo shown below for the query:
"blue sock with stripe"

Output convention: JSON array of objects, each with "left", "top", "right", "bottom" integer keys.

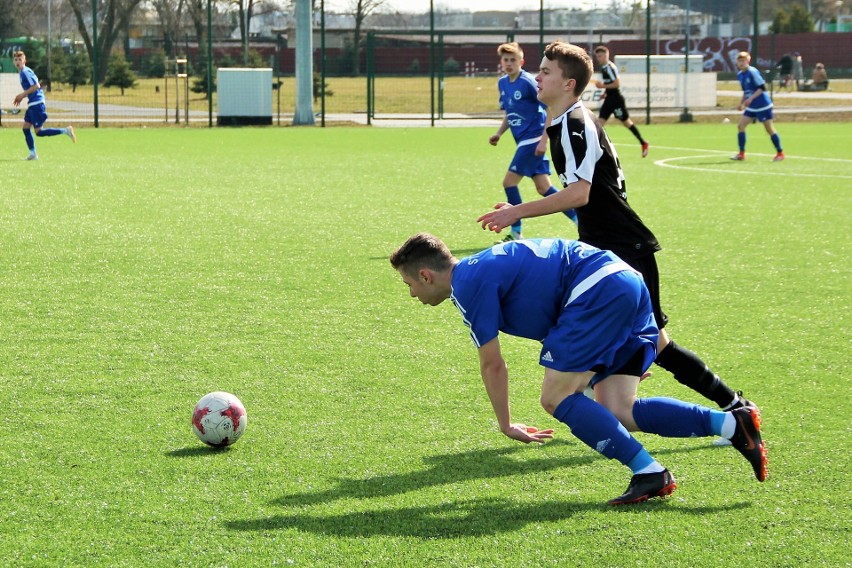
[
  {"left": 504, "top": 185, "right": 522, "bottom": 233},
  {"left": 553, "top": 393, "right": 647, "bottom": 468},
  {"left": 632, "top": 397, "right": 724, "bottom": 437}
]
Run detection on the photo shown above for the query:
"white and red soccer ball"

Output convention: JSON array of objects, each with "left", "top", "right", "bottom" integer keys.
[{"left": 191, "top": 391, "right": 247, "bottom": 448}]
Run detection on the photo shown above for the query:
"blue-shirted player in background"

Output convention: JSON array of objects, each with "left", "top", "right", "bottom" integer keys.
[
  {"left": 390, "top": 233, "right": 767, "bottom": 505},
  {"left": 13, "top": 50, "right": 76, "bottom": 161},
  {"left": 732, "top": 51, "right": 783, "bottom": 162},
  {"left": 489, "top": 42, "right": 576, "bottom": 242}
]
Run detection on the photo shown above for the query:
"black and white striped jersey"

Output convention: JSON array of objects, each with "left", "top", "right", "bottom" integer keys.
[{"left": 546, "top": 101, "right": 660, "bottom": 260}]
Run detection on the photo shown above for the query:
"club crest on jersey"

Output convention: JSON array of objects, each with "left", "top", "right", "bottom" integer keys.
[{"left": 513, "top": 90, "right": 522, "bottom": 100}]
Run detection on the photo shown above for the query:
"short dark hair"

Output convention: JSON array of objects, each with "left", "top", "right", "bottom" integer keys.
[
  {"left": 389, "top": 233, "right": 455, "bottom": 276},
  {"left": 593, "top": 45, "right": 609, "bottom": 55},
  {"left": 543, "top": 41, "right": 593, "bottom": 96}
]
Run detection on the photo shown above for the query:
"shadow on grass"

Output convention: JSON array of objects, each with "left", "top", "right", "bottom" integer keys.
[
  {"left": 166, "top": 445, "right": 235, "bottom": 457},
  {"left": 226, "top": 444, "right": 750, "bottom": 537},
  {"left": 271, "top": 444, "right": 597, "bottom": 508},
  {"left": 227, "top": 496, "right": 745, "bottom": 539}
]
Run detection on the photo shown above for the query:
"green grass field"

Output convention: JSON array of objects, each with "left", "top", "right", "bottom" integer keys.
[{"left": 0, "top": 123, "right": 849, "bottom": 566}]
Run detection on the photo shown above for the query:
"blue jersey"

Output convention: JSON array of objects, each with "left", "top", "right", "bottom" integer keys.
[
  {"left": 19, "top": 66, "right": 45, "bottom": 105},
  {"left": 450, "top": 239, "right": 634, "bottom": 348},
  {"left": 737, "top": 66, "right": 772, "bottom": 112},
  {"left": 497, "top": 70, "right": 546, "bottom": 145}
]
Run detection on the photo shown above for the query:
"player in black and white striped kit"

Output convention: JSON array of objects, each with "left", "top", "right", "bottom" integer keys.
[
  {"left": 594, "top": 45, "right": 649, "bottom": 158},
  {"left": 477, "top": 41, "right": 759, "bottom": 441}
]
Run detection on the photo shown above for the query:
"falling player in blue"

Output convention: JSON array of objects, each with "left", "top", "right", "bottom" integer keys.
[
  {"left": 489, "top": 42, "right": 576, "bottom": 241},
  {"left": 390, "top": 233, "right": 768, "bottom": 505},
  {"left": 732, "top": 51, "right": 783, "bottom": 162},
  {"left": 13, "top": 50, "right": 76, "bottom": 161}
]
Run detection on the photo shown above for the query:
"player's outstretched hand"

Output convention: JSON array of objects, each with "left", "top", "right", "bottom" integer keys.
[
  {"left": 505, "top": 423, "right": 554, "bottom": 444},
  {"left": 489, "top": 134, "right": 500, "bottom": 146},
  {"left": 477, "top": 203, "right": 517, "bottom": 233}
]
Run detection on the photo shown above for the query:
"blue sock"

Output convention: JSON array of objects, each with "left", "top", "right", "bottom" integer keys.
[
  {"left": 737, "top": 132, "right": 746, "bottom": 152},
  {"left": 626, "top": 449, "right": 657, "bottom": 474},
  {"left": 553, "top": 393, "right": 645, "bottom": 468},
  {"left": 543, "top": 187, "right": 578, "bottom": 225},
  {"left": 770, "top": 133, "right": 782, "bottom": 152},
  {"left": 504, "top": 185, "right": 522, "bottom": 233},
  {"left": 632, "top": 397, "right": 724, "bottom": 437},
  {"left": 36, "top": 128, "right": 64, "bottom": 137},
  {"left": 23, "top": 129, "right": 35, "bottom": 152}
]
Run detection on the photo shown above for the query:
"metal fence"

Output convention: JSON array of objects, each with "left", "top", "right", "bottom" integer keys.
[{"left": 1, "top": 1, "right": 849, "bottom": 128}]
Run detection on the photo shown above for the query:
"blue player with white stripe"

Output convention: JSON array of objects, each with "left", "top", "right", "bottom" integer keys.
[
  {"left": 13, "top": 50, "right": 76, "bottom": 161},
  {"left": 489, "top": 42, "right": 576, "bottom": 242},
  {"left": 390, "top": 233, "right": 768, "bottom": 505},
  {"left": 732, "top": 51, "right": 783, "bottom": 162}
]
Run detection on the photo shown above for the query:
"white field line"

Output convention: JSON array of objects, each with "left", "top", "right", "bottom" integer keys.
[{"left": 615, "top": 143, "right": 852, "bottom": 179}]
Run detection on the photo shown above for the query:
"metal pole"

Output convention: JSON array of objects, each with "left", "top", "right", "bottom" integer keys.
[
  {"left": 539, "top": 0, "right": 544, "bottom": 58},
  {"left": 429, "top": 0, "right": 435, "bottom": 127},
  {"left": 679, "top": 0, "right": 693, "bottom": 122},
  {"left": 753, "top": 0, "right": 759, "bottom": 64},
  {"left": 321, "top": 0, "right": 326, "bottom": 127},
  {"left": 47, "top": 0, "right": 51, "bottom": 92},
  {"left": 208, "top": 0, "right": 213, "bottom": 127},
  {"left": 92, "top": 0, "right": 99, "bottom": 127},
  {"left": 645, "top": 0, "right": 651, "bottom": 125}
]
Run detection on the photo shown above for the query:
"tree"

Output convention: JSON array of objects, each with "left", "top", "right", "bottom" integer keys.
[
  {"left": 343, "top": 0, "right": 388, "bottom": 77},
  {"left": 103, "top": 51, "right": 138, "bottom": 94},
  {"left": 786, "top": 2, "right": 815, "bottom": 32},
  {"left": 67, "top": 0, "right": 145, "bottom": 83},
  {"left": 67, "top": 50, "right": 92, "bottom": 92},
  {"left": 150, "top": 0, "right": 189, "bottom": 57},
  {"left": 770, "top": 2, "right": 815, "bottom": 33}
]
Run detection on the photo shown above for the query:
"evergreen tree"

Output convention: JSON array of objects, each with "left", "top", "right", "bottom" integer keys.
[
  {"left": 103, "top": 52, "right": 138, "bottom": 95},
  {"left": 67, "top": 51, "right": 92, "bottom": 93}
]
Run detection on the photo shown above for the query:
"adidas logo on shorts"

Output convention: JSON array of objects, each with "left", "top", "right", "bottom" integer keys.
[{"left": 541, "top": 351, "right": 554, "bottom": 363}]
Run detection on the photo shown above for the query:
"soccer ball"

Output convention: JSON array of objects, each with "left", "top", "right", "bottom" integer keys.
[{"left": 191, "top": 391, "right": 247, "bottom": 448}]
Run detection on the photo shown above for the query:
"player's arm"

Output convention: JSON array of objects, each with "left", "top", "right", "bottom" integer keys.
[
  {"left": 477, "top": 179, "right": 590, "bottom": 232},
  {"left": 14, "top": 78, "right": 40, "bottom": 105},
  {"left": 535, "top": 112, "right": 552, "bottom": 156},
  {"left": 478, "top": 338, "right": 553, "bottom": 444},
  {"left": 490, "top": 116, "right": 509, "bottom": 146},
  {"left": 595, "top": 76, "right": 620, "bottom": 89}
]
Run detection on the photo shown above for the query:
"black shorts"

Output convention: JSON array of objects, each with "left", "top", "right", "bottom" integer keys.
[
  {"left": 623, "top": 254, "right": 669, "bottom": 330},
  {"left": 599, "top": 93, "right": 630, "bottom": 122}
]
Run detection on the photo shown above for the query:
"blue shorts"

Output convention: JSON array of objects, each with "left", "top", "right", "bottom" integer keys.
[
  {"left": 24, "top": 103, "right": 48, "bottom": 128},
  {"left": 743, "top": 107, "right": 774, "bottom": 122},
  {"left": 509, "top": 141, "right": 551, "bottom": 178},
  {"left": 539, "top": 269, "right": 658, "bottom": 385}
]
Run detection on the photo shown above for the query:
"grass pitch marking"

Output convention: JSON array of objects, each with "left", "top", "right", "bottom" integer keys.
[{"left": 641, "top": 144, "right": 852, "bottom": 180}]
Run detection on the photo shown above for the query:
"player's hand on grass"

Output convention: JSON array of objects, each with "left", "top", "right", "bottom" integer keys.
[
  {"left": 477, "top": 203, "right": 517, "bottom": 233},
  {"left": 505, "top": 423, "right": 554, "bottom": 444}
]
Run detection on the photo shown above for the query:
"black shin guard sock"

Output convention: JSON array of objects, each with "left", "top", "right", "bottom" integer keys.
[
  {"left": 629, "top": 124, "right": 645, "bottom": 144},
  {"left": 654, "top": 341, "right": 736, "bottom": 408}
]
